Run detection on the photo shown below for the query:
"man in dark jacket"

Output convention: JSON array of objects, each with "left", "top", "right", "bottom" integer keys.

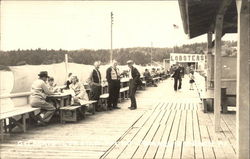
[
  {"left": 127, "top": 60, "right": 141, "bottom": 110},
  {"left": 106, "top": 60, "right": 121, "bottom": 110},
  {"left": 87, "top": 61, "right": 102, "bottom": 112},
  {"left": 172, "top": 65, "right": 182, "bottom": 91}
]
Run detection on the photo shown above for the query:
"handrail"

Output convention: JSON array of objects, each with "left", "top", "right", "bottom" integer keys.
[
  {"left": 0, "top": 92, "right": 31, "bottom": 99},
  {"left": 211, "top": 79, "right": 236, "bottom": 82}
]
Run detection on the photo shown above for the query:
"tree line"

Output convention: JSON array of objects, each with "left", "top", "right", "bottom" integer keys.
[{"left": 0, "top": 41, "right": 236, "bottom": 67}]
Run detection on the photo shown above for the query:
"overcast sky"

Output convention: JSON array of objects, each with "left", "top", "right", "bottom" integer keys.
[{"left": 0, "top": 1, "right": 237, "bottom": 51}]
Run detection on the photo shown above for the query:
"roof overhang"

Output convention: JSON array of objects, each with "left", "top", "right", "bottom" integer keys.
[{"left": 178, "top": 0, "right": 237, "bottom": 39}]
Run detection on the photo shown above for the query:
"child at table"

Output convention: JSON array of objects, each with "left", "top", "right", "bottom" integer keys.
[
  {"left": 189, "top": 71, "right": 195, "bottom": 90},
  {"left": 47, "top": 77, "right": 59, "bottom": 93},
  {"left": 69, "top": 75, "right": 89, "bottom": 105}
]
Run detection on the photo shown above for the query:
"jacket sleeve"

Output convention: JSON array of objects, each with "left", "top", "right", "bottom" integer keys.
[
  {"left": 41, "top": 82, "right": 54, "bottom": 95},
  {"left": 106, "top": 67, "right": 112, "bottom": 83},
  {"left": 87, "top": 70, "right": 93, "bottom": 85},
  {"left": 134, "top": 68, "right": 140, "bottom": 81}
]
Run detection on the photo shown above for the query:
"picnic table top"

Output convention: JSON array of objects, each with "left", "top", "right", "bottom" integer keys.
[{"left": 47, "top": 92, "right": 71, "bottom": 98}]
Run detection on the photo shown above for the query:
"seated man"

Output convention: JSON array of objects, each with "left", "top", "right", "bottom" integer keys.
[
  {"left": 143, "top": 69, "right": 157, "bottom": 87},
  {"left": 69, "top": 75, "right": 89, "bottom": 105},
  {"left": 30, "top": 71, "right": 56, "bottom": 125}
]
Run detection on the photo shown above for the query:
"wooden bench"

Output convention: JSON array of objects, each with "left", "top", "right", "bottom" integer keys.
[
  {"left": 119, "top": 86, "right": 129, "bottom": 101},
  {"left": 201, "top": 88, "right": 236, "bottom": 113},
  {"left": 141, "top": 81, "right": 147, "bottom": 89},
  {"left": 200, "top": 90, "right": 214, "bottom": 113},
  {"left": 59, "top": 100, "right": 97, "bottom": 123},
  {"left": 99, "top": 93, "right": 109, "bottom": 110},
  {"left": 222, "top": 94, "right": 236, "bottom": 113},
  {"left": 152, "top": 77, "right": 161, "bottom": 83},
  {"left": 0, "top": 105, "right": 40, "bottom": 141}
]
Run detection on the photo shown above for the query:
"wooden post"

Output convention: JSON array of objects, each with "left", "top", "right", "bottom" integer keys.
[
  {"left": 214, "top": 14, "right": 223, "bottom": 132},
  {"left": 207, "top": 32, "right": 213, "bottom": 89},
  {"left": 236, "top": 0, "right": 249, "bottom": 158}
]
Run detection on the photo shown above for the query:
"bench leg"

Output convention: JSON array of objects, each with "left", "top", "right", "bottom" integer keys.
[
  {"left": 60, "top": 110, "right": 63, "bottom": 124},
  {"left": 29, "top": 112, "right": 44, "bottom": 124},
  {"left": 222, "top": 104, "right": 228, "bottom": 114},
  {"left": 119, "top": 93, "right": 122, "bottom": 103},
  {"left": 78, "top": 107, "right": 86, "bottom": 119},
  {"left": 203, "top": 99, "right": 208, "bottom": 113},
  {"left": 9, "top": 117, "right": 25, "bottom": 133},
  {"left": 22, "top": 114, "right": 26, "bottom": 132},
  {"left": 92, "top": 103, "right": 96, "bottom": 115},
  {"left": 4, "top": 119, "right": 7, "bottom": 133},
  {"left": 0, "top": 120, "right": 4, "bottom": 142}
]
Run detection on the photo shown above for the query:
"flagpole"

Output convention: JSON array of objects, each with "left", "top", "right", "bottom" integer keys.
[
  {"left": 151, "top": 42, "right": 153, "bottom": 66},
  {"left": 110, "top": 12, "right": 113, "bottom": 63},
  {"left": 173, "top": 24, "right": 179, "bottom": 53}
]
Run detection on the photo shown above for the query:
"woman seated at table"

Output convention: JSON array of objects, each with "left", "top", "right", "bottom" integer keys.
[
  {"left": 69, "top": 75, "right": 89, "bottom": 105},
  {"left": 65, "top": 72, "right": 73, "bottom": 89}
]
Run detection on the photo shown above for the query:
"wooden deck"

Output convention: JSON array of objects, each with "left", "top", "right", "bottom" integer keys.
[{"left": 0, "top": 76, "right": 236, "bottom": 159}]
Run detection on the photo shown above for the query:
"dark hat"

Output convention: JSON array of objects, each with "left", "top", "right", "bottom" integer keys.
[{"left": 38, "top": 71, "right": 49, "bottom": 78}]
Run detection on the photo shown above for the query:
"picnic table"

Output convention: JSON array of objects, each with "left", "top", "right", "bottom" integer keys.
[{"left": 46, "top": 92, "right": 72, "bottom": 109}]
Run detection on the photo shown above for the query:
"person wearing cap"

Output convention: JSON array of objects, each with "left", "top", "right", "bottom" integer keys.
[
  {"left": 87, "top": 61, "right": 102, "bottom": 112},
  {"left": 127, "top": 60, "right": 141, "bottom": 110},
  {"left": 106, "top": 60, "right": 121, "bottom": 110},
  {"left": 30, "top": 71, "right": 56, "bottom": 125}
]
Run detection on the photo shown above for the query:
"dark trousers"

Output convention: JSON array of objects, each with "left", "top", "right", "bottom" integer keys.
[
  {"left": 129, "top": 79, "right": 138, "bottom": 108},
  {"left": 89, "top": 85, "right": 102, "bottom": 110},
  {"left": 108, "top": 80, "right": 120, "bottom": 108},
  {"left": 174, "top": 78, "right": 182, "bottom": 91}
]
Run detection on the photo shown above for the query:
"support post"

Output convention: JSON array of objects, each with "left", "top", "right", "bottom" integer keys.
[
  {"left": 214, "top": 14, "right": 223, "bottom": 132},
  {"left": 207, "top": 32, "right": 213, "bottom": 89},
  {"left": 236, "top": 0, "right": 250, "bottom": 158}
]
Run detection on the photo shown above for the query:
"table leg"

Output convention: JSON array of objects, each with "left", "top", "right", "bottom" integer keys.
[
  {"left": 60, "top": 97, "right": 64, "bottom": 108},
  {"left": 60, "top": 110, "right": 63, "bottom": 124}
]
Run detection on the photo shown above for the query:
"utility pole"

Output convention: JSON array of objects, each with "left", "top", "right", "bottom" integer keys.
[
  {"left": 151, "top": 42, "right": 153, "bottom": 66},
  {"left": 110, "top": 12, "right": 114, "bottom": 63}
]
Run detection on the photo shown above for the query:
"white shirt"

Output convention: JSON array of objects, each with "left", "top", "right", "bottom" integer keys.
[{"left": 129, "top": 68, "right": 133, "bottom": 79}]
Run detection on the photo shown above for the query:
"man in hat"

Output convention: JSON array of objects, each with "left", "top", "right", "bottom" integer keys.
[
  {"left": 106, "top": 60, "right": 121, "bottom": 110},
  {"left": 127, "top": 60, "right": 141, "bottom": 110},
  {"left": 87, "top": 61, "right": 102, "bottom": 112},
  {"left": 30, "top": 71, "right": 56, "bottom": 125}
]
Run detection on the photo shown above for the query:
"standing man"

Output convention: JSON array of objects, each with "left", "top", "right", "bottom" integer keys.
[
  {"left": 87, "top": 61, "right": 102, "bottom": 112},
  {"left": 106, "top": 60, "right": 121, "bottom": 110},
  {"left": 127, "top": 60, "right": 141, "bottom": 110},
  {"left": 30, "top": 71, "right": 56, "bottom": 125},
  {"left": 172, "top": 65, "right": 182, "bottom": 91}
]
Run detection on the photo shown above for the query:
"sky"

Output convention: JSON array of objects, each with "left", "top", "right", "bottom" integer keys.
[{"left": 0, "top": 1, "right": 237, "bottom": 51}]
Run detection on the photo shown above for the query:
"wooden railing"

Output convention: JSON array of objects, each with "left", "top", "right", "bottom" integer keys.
[
  {"left": 0, "top": 92, "right": 31, "bottom": 107},
  {"left": 0, "top": 92, "right": 31, "bottom": 99}
]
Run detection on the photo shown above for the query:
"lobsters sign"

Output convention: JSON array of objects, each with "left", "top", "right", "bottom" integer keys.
[{"left": 170, "top": 53, "right": 205, "bottom": 63}]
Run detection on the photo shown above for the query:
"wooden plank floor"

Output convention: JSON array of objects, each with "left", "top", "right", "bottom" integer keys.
[{"left": 0, "top": 76, "right": 236, "bottom": 159}]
